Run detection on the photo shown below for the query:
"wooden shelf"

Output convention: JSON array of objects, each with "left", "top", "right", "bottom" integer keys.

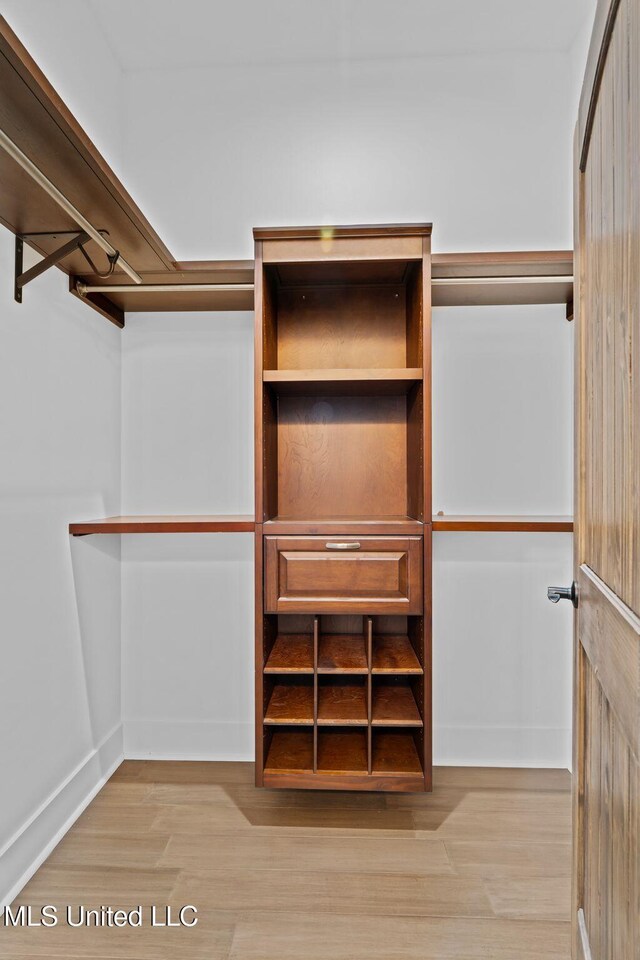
[
  {"left": 69, "top": 515, "right": 255, "bottom": 535},
  {"left": 431, "top": 251, "right": 573, "bottom": 308},
  {"left": 317, "top": 635, "right": 368, "bottom": 674},
  {"left": 264, "top": 635, "right": 314, "bottom": 674},
  {"left": 264, "top": 683, "right": 314, "bottom": 725},
  {"left": 372, "top": 684, "right": 423, "bottom": 726},
  {"left": 372, "top": 635, "right": 422, "bottom": 674},
  {"left": 262, "top": 517, "right": 424, "bottom": 536},
  {"left": 432, "top": 515, "right": 573, "bottom": 532},
  {"left": 372, "top": 732, "right": 423, "bottom": 775},
  {"left": 74, "top": 261, "right": 254, "bottom": 314},
  {"left": 265, "top": 730, "right": 314, "bottom": 773},
  {"left": 263, "top": 368, "right": 422, "bottom": 396},
  {"left": 317, "top": 683, "right": 368, "bottom": 725},
  {"left": 317, "top": 730, "right": 368, "bottom": 774}
]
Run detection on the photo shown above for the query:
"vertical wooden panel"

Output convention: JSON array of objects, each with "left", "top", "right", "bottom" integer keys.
[{"left": 576, "top": 0, "right": 640, "bottom": 954}]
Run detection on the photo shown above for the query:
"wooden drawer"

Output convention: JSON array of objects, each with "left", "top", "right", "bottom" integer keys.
[{"left": 264, "top": 536, "right": 423, "bottom": 614}]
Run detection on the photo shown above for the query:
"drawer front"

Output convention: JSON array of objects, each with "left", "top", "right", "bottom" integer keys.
[{"left": 264, "top": 536, "right": 423, "bottom": 614}]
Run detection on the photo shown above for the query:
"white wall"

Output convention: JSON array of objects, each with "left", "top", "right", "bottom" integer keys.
[
  {"left": 0, "top": 229, "right": 122, "bottom": 907},
  {"left": 121, "top": 312, "right": 254, "bottom": 758},
  {"left": 0, "top": 5, "right": 125, "bottom": 907},
  {"left": 122, "top": 50, "right": 576, "bottom": 260},
  {"left": 432, "top": 303, "right": 574, "bottom": 765}
]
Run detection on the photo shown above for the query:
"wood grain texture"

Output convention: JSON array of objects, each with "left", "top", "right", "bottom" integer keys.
[
  {"left": 317, "top": 634, "right": 368, "bottom": 673},
  {"left": 317, "top": 682, "right": 368, "bottom": 725},
  {"left": 573, "top": 1, "right": 640, "bottom": 954},
  {"left": 264, "top": 682, "right": 314, "bottom": 725},
  {"left": 276, "top": 394, "right": 409, "bottom": 519},
  {"left": 69, "top": 516, "right": 255, "bottom": 535},
  {"left": 371, "top": 682, "right": 423, "bottom": 726},
  {"left": 264, "top": 635, "right": 314, "bottom": 674},
  {"left": 372, "top": 634, "right": 423, "bottom": 673}
]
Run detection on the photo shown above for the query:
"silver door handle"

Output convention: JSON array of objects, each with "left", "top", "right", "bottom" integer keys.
[
  {"left": 325, "top": 542, "right": 361, "bottom": 550},
  {"left": 547, "top": 582, "right": 578, "bottom": 607}
]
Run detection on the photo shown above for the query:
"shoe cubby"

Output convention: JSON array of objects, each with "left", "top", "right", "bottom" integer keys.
[
  {"left": 317, "top": 728, "right": 368, "bottom": 775},
  {"left": 259, "top": 612, "right": 428, "bottom": 787}
]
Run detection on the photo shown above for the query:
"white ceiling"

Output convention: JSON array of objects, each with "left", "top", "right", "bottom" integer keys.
[{"left": 88, "top": 0, "right": 594, "bottom": 72}]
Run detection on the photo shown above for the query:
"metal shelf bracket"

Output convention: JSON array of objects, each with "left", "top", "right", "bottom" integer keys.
[{"left": 14, "top": 230, "right": 90, "bottom": 303}]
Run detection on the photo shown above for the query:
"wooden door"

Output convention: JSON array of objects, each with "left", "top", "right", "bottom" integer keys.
[{"left": 573, "top": 1, "right": 640, "bottom": 956}]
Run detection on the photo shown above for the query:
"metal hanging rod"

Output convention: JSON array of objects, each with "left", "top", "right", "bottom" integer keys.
[
  {"left": 0, "top": 128, "right": 142, "bottom": 285},
  {"left": 432, "top": 276, "right": 573, "bottom": 285},
  {"left": 75, "top": 276, "right": 572, "bottom": 297},
  {"left": 76, "top": 282, "right": 254, "bottom": 295}
]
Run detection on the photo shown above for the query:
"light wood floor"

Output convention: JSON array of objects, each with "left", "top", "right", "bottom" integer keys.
[{"left": 2, "top": 762, "right": 572, "bottom": 959}]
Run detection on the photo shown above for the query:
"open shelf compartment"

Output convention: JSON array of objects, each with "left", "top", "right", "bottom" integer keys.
[{"left": 261, "top": 613, "right": 427, "bottom": 787}]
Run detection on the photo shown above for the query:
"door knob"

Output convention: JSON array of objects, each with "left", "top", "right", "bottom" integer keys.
[{"left": 547, "top": 581, "right": 578, "bottom": 607}]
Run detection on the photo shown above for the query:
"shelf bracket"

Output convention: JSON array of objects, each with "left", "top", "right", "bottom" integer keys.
[{"left": 14, "top": 230, "right": 91, "bottom": 303}]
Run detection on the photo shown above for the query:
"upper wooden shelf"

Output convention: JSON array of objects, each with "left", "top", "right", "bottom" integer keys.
[
  {"left": 432, "top": 515, "right": 573, "bottom": 532},
  {"left": 69, "top": 515, "right": 255, "bottom": 535},
  {"left": 431, "top": 251, "right": 573, "bottom": 308}
]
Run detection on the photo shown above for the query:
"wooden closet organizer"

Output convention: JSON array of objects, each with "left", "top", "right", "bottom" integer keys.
[{"left": 254, "top": 224, "right": 432, "bottom": 792}]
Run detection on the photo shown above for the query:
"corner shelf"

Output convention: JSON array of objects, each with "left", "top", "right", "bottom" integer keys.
[
  {"left": 69, "top": 515, "right": 255, "bottom": 535},
  {"left": 432, "top": 515, "right": 573, "bottom": 532}
]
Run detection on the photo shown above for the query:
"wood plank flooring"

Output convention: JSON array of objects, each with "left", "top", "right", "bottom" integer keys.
[{"left": 1, "top": 761, "right": 571, "bottom": 959}]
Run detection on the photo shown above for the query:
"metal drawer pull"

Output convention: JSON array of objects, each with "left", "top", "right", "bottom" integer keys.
[{"left": 325, "top": 541, "right": 361, "bottom": 550}]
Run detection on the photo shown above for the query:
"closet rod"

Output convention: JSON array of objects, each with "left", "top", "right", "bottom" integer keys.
[
  {"left": 432, "top": 275, "right": 573, "bottom": 285},
  {"left": 76, "top": 282, "right": 254, "bottom": 294},
  {"left": 0, "top": 129, "right": 143, "bottom": 285},
  {"left": 77, "top": 275, "right": 573, "bottom": 296}
]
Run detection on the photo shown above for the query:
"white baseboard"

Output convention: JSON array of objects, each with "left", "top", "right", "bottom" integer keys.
[
  {"left": 434, "top": 724, "right": 571, "bottom": 768},
  {"left": 0, "top": 724, "right": 124, "bottom": 909},
  {"left": 124, "top": 719, "right": 253, "bottom": 761}
]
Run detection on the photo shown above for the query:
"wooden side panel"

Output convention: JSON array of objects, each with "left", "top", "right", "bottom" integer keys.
[
  {"left": 575, "top": 0, "right": 640, "bottom": 953},
  {"left": 580, "top": 0, "right": 640, "bottom": 613},
  {"left": 580, "top": 649, "right": 640, "bottom": 960}
]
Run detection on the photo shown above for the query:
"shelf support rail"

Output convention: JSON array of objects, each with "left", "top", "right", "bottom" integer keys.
[{"left": 0, "top": 127, "right": 143, "bottom": 295}]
